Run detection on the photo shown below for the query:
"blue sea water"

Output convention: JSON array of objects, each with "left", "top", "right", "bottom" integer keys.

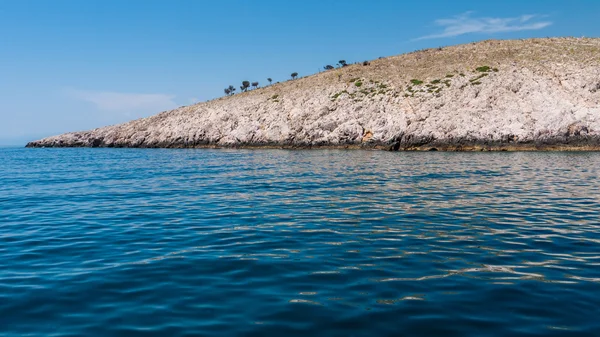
[{"left": 1, "top": 148, "right": 599, "bottom": 337}]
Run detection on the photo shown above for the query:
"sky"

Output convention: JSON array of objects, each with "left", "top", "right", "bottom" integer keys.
[{"left": 1, "top": 0, "right": 599, "bottom": 145}]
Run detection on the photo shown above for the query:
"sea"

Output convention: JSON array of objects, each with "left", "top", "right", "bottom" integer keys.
[{"left": 1, "top": 147, "right": 599, "bottom": 336}]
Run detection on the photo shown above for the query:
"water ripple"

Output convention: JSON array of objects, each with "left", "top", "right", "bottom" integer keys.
[{"left": 1, "top": 148, "right": 599, "bottom": 336}]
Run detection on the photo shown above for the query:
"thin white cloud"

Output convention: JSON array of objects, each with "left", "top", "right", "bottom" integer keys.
[
  {"left": 65, "top": 88, "right": 177, "bottom": 112},
  {"left": 415, "top": 12, "right": 552, "bottom": 40}
]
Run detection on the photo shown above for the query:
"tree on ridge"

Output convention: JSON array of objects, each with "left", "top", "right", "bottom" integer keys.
[
  {"left": 241, "top": 81, "right": 250, "bottom": 92},
  {"left": 291, "top": 72, "right": 298, "bottom": 80}
]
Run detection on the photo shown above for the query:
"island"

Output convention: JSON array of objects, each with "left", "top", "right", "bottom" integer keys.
[{"left": 27, "top": 38, "right": 600, "bottom": 151}]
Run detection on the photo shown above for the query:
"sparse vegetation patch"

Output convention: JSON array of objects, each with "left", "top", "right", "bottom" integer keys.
[
  {"left": 470, "top": 73, "right": 489, "bottom": 82},
  {"left": 331, "top": 90, "right": 349, "bottom": 100}
]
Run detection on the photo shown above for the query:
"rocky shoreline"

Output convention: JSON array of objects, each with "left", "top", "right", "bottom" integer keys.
[
  {"left": 27, "top": 38, "right": 600, "bottom": 151},
  {"left": 26, "top": 138, "right": 600, "bottom": 151}
]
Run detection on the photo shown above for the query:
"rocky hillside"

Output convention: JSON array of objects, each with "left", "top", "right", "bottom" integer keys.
[{"left": 27, "top": 38, "right": 600, "bottom": 150}]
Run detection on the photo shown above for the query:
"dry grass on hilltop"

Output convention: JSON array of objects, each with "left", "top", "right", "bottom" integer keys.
[{"left": 208, "top": 37, "right": 600, "bottom": 102}]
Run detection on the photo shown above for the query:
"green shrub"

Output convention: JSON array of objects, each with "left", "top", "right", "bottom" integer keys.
[
  {"left": 271, "top": 94, "right": 279, "bottom": 99},
  {"left": 459, "top": 73, "right": 465, "bottom": 77},
  {"left": 471, "top": 81, "right": 482, "bottom": 85},
  {"left": 331, "top": 90, "right": 348, "bottom": 99},
  {"left": 410, "top": 79, "right": 424, "bottom": 85},
  {"left": 431, "top": 79, "right": 441, "bottom": 84},
  {"left": 493, "top": 68, "right": 499, "bottom": 72},
  {"left": 355, "top": 81, "right": 363, "bottom": 87},
  {"left": 470, "top": 73, "right": 488, "bottom": 82},
  {"left": 476, "top": 66, "right": 491, "bottom": 72},
  {"left": 445, "top": 74, "right": 454, "bottom": 78}
]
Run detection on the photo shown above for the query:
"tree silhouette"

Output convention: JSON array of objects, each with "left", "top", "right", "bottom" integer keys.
[
  {"left": 224, "top": 88, "right": 231, "bottom": 96},
  {"left": 291, "top": 72, "right": 298, "bottom": 80},
  {"left": 324, "top": 65, "right": 334, "bottom": 70},
  {"left": 241, "top": 81, "right": 250, "bottom": 92},
  {"left": 251, "top": 81, "right": 259, "bottom": 89},
  {"left": 267, "top": 78, "right": 272, "bottom": 85},
  {"left": 339, "top": 60, "right": 347, "bottom": 67},
  {"left": 228, "top": 85, "right": 236, "bottom": 95}
]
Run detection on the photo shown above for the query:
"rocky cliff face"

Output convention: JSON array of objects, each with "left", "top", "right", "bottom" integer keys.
[{"left": 27, "top": 38, "right": 600, "bottom": 150}]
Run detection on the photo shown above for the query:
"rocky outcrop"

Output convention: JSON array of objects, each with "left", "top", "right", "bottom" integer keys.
[{"left": 27, "top": 38, "right": 600, "bottom": 151}]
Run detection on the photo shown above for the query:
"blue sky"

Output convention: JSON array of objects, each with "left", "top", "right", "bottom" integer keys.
[{"left": 1, "top": 0, "right": 599, "bottom": 145}]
